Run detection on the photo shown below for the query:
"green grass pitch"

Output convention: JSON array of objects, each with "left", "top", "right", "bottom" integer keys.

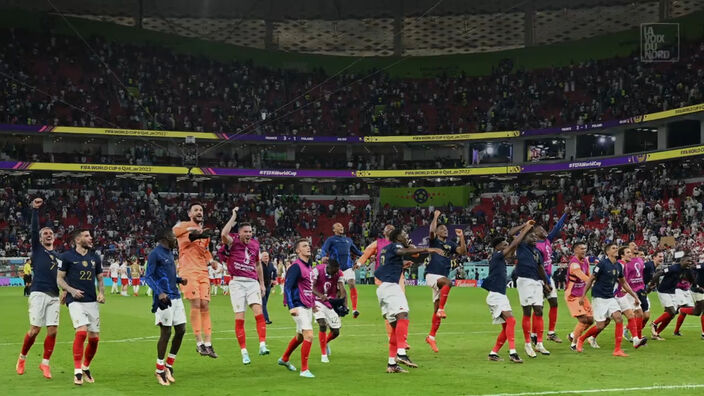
[{"left": 2, "top": 285, "right": 703, "bottom": 395}]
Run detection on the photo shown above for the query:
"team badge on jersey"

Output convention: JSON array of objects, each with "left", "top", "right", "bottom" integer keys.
[{"left": 82, "top": 261, "right": 88, "bottom": 267}]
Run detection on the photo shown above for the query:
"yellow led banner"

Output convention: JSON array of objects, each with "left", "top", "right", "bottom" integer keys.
[
  {"left": 642, "top": 103, "right": 704, "bottom": 122},
  {"left": 645, "top": 145, "right": 704, "bottom": 161},
  {"left": 363, "top": 130, "right": 520, "bottom": 143},
  {"left": 25, "top": 162, "right": 201, "bottom": 175},
  {"left": 51, "top": 126, "right": 220, "bottom": 140},
  {"left": 356, "top": 166, "right": 510, "bottom": 178}
]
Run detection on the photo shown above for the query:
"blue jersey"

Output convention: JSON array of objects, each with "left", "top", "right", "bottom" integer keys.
[
  {"left": 321, "top": 235, "right": 363, "bottom": 271},
  {"left": 374, "top": 243, "right": 404, "bottom": 284},
  {"left": 692, "top": 263, "right": 704, "bottom": 291},
  {"left": 514, "top": 243, "right": 544, "bottom": 280},
  {"left": 643, "top": 260, "right": 656, "bottom": 285},
  {"left": 591, "top": 257, "right": 622, "bottom": 299},
  {"left": 59, "top": 248, "right": 102, "bottom": 305},
  {"left": 426, "top": 237, "right": 459, "bottom": 277},
  {"left": 482, "top": 251, "right": 507, "bottom": 294},
  {"left": 144, "top": 245, "right": 181, "bottom": 313},
  {"left": 657, "top": 263, "right": 682, "bottom": 294},
  {"left": 29, "top": 209, "right": 61, "bottom": 296}
]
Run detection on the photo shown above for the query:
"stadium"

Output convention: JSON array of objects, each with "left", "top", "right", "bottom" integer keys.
[{"left": 1, "top": 0, "right": 704, "bottom": 394}]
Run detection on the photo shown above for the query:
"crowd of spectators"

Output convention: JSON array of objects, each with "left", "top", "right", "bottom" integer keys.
[
  {"left": 2, "top": 160, "right": 704, "bottom": 276},
  {"left": 1, "top": 27, "right": 703, "bottom": 138}
]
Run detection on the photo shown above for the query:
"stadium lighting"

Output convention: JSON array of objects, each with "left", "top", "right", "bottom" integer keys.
[
  {"left": 598, "top": 136, "right": 606, "bottom": 144},
  {"left": 486, "top": 145, "right": 495, "bottom": 155}
]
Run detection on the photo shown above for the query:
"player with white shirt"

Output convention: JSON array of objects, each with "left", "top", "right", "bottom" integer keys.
[{"left": 109, "top": 260, "right": 120, "bottom": 294}]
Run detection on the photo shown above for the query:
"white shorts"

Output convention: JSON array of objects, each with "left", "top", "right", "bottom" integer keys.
[
  {"left": 675, "top": 289, "right": 694, "bottom": 307},
  {"left": 486, "top": 292, "right": 512, "bottom": 324},
  {"left": 28, "top": 292, "right": 60, "bottom": 327},
  {"left": 657, "top": 292, "right": 677, "bottom": 309},
  {"left": 516, "top": 277, "right": 544, "bottom": 307},
  {"left": 229, "top": 277, "right": 262, "bottom": 313},
  {"left": 693, "top": 291, "right": 704, "bottom": 303},
  {"left": 292, "top": 307, "right": 314, "bottom": 333},
  {"left": 313, "top": 301, "right": 342, "bottom": 329},
  {"left": 547, "top": 277, "right": 558, "bottom": 299},
  {"left": 425, "top": 273, "right": 447, "bottom": 302},
  {"left": 68, "top": 302, "right": 100, "bottom": 332},
  {"left": 376, "top": 282, "right": 409, "bottom": 323},
  {"left": 155, "top": 298, "right": 187, "bottom": 327},
  {"left": 592, "top": 297, "right": 621, "bottom": 323},
  {"left": 616, "top": 295, "right": 635, "bottom": 312},
  {"left": 342, "top": 268, "right": 356, "bottom": 283}
]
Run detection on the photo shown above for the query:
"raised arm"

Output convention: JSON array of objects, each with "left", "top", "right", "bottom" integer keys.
[
  {"left": 547, "top": 213, "right": 568, "bottom": 242},
  {"left": 221, "top": 208, "right": 238, "bottom": 245},
  {"left": 355, "top": 241, "right": 377, "bottom": 269},
  {"left": 455, "top": 229, "right": 467, "bottom": 256},
  {"left": 30, "top": 198, "right": 43, "bottom": 249},
  {"left": 429, "top": 210, "right": 441, "bottom": 240},
  {"left": 503, "top": 221, "right": 534, "bottom": 256}
]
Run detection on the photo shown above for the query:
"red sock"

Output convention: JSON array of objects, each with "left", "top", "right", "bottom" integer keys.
[
  {"left": 505, "top": 316, "right": 517, "bottom": 350},
  {"left": 235, "top": 319, "right": 246, "bottom": 349},
  {"left": 578, "top": 325, "right": 599, "bottom": 342},
  {"left": 700, "top": 314, "right": 704, "bottom": 333},
  {"left": 282, "top": 336, "right": 302, "bottom": 361},
  {"left": 43, "top": 334, "right": 56, "bottom": 360},
  {"left": 641, "top": 315, "right": 649, "bottom": 329},
  {"left": 533, "top": 313, "right": 544, "bottom": 343},
  {"left": 395, "top": 319, "right": 409, "bottom": 351},
  {"left": 327, "top": 330, "right": 338, "bottom": 343},
  {"left": 429, "top": 313, "right": 441, "bottom": 337},
  {"left": 614, "top": 322, "right": 624, "bottom": 351},
  {"left": 72, "top": 331, "right": 87, "bottom": 369},
  {"left": 438, "top": 285, "right": 451, "bottom": 310},
  {"left": 548, "top": 306, "right": 558, "bottom": 332},
  {"left": 522, "top": 315, "right": 531, "bottom": 343},
  {"left": 492, "top": 323, "right": 507, "bottom": 353},
  {"left": 83, "top": 337, "right": 99, "bottom": 367},
  {"left": 653, "top": 311, "right": 671, "bottom": 325},
  {"left": 388, "top": 324, "right": 398, "bottom": 358},
  {"left": 318, "top": 331, "right": 328, "bottom": 355},
  {"left": 635, "top": 317, "right": 643, "bottom": 339},
  {"left": 300, "top": 340, "right": 312, "bottom": 372},
  {"left": 166, "top": 354, "right": 176, "bottom": 367},
  {"left": 21, "top": 333, "right": 37, "bottom": 356},
  {"left": 656, "top": 312, "right": 674, "bottom": 334},
  {"left": 350, "top": 288, "right": 358, "bottom": 311},
  {"left": 680, "top": 307, "right": 695, "bottom": 315},
  {"left": 255, "top": 314, "right": 267, "bottom": 343},
  {"left": 627, "top": 318, "right": 637, "bottom": 339}
]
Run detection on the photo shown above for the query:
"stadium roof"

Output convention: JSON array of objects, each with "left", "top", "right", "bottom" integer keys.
[
  {"left": 2, "top": 0, "right": 700, "bottom": 56},
  {"left": 0, "top": 0, "right": 653, "bottom": 19}
]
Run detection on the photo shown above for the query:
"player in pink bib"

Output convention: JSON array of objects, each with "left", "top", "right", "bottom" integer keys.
[
  {"left": 616, "top": 246, "right": 647, "bottom": 348},
  {"left": 312, "top": 258, "right": 347, "bottom": 363},
  {"left": 221, "top": 208, "right": 269, "bottom": 364}
]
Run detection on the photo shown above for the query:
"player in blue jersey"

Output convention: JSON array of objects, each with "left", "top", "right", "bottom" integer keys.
[
  {"left": 424, "top": 210, "right": 466, "bottom": 353},
  {"left": 576, "top": 243, "right": 640, "bottom": 357},
  {"left": 512, "top": 227, "right": 552, "bottom": 358},
  {"left": 16, "top": 198, "right": 63, "bottom": 379},
  {"left": 648, "top": 254, "right": 694, "bottom": 340},
  {"left": 57, "top": 229, "right": 105, "bottom": 385},
  {"left": 483, "top": 220, "right": 534, "bottom": 363},
  {"left": 375, "top": 228, "right": 442, "bottom": 373},
  {"left": 321, "top": 223, "right": 363, "bottom": 318},
  {"left": 144, "top": 228, "right": 188, "bottom": 386}
]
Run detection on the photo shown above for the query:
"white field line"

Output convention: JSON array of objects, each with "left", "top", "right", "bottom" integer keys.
[{"left": 467, "top": 384, "right": 704, "bottom": 396}]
